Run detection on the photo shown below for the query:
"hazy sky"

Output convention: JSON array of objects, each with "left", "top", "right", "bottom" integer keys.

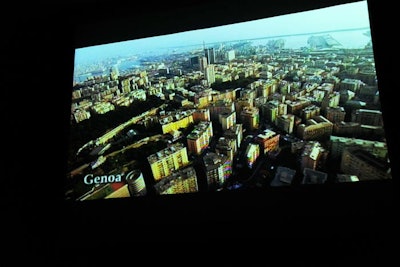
[{"left": 75, "top": 0, "right": 370, "bottom": 65}]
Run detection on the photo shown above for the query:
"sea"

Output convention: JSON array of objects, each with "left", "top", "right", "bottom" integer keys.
[{"left": 73, "top": 28, "right": 372, "bottom": 84}]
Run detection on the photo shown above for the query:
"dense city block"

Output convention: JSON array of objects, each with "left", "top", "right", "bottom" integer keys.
[{"left": 65, "top": 29, "right": 391, "bottom": 201}]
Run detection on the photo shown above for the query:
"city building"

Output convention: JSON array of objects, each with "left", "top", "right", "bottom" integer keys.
[
  {"left": 203, "top": 152, "right": 232, "bottom": 191},
  {"left": 215, "top": 137, "right": 237, "bottom": 161},
  {"left": 256, "top": 129, "right": 280, "bottom": 154},
  {"left": 270, "top": 166, "right": 296, "bottom": 186},
  {"left": 219, "top": 111, "right": 236, "bottom": 131},
  {"left": 245, "top": 143, "right": 260, "bottom": 169},
  {"left": 297, "top": 115, "right": 333, "bottom": 141},
  {"left": 187, "top": 121, "right": 213, "bottom": 155},
  {"left": 154, "top": 166, "right": 199, "bottom": 194},
  {"left": 224, "top": 123, "right": 243, "bottom": 149},
  {"left": 332, "top": 121, "right": 361, "bottom": 137},
  {"left": 204, "top": 64, "right": 216, "bottom": 85},
  {"left": 125, "top": 170, "right": 147, "bottom": 197},
  {"left": 340, "top": 146, "right": 392, "bottom": 181},
  {"left": 300, "top": 141, "right": 329, "bottom": 172},
  {"left": 204, "top": 47, "right": 216, "bottom": 64},
  {"left": 340, "top": 78, "right": 365, "bottom": 92},
  {"left": 193, "top": 108, "right": 211, "bottom": 122},
  {"left": 277, "top": 114, "right": 296, "bottom": 134},
  {"left": 351, "top": 108, "right": 383, "bottom": 126},
  {"left": 325, "top": 106, "right": 346, "bottom": 123},
  {"left": 147, "top": 142, "right": 189, "bottom": 181},
  {"left": 240, "top": 106, "right": 259, "bottom": 131},
  {"left": 300, "top": 104, "right": 320, "bottom": 122},
  {"left": 159, "top": 110, "right": 194, "bottom": 134},
  {"left": 208, "top": 99, "right": 235, "bottom": 121},
  {"left": 329, "top": 135, "right": 389, "bottom": 161}
]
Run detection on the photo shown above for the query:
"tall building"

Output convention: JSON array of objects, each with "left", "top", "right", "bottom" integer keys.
[
  {"left": 276, "top": 114, "right": 295, "bottom": 134},
  {"left": 300, "top": 104, "right": 320, "bottom": 122},
  {"left": 154, "top": 166, "right": 199, "bottom": 194},
  {"left": 199, "top": 56, "right": 208, "bottom": 71},
  {"left": 320, "top": 91, "right": 340, "bottom": 112},
  {"left": 256, "top": 129, "right": 280, "bottom": 154},
  {"left": 190, "top": 55, "right": 200, "bottom": 67},
  {"left": 125, "top": 170, "right": 147, "bottom": 197},
  {"left": 325, "top": 106, "right": 346, "bottom": 123},
  {"left": 209, "top": 99, "right": 235, "bottom": 121},
  {"left": 147, "top": 143, "right": 189, "bottom": 181},
  {"left": 213, "top": 88, "right": 237, "bottom": 102},
  {"left": 119, "top": 76, "right": 133, "bottom": 93},
  {"left": 357, "top": 68, "right": 377, "bottom": 86},
  {"left": 240, "top": 106, "right": 259, "bottom": 131},
  {"left": 204, "top": 47, "right": 216, "bottom": 64},
  {"left": 203, "top": 152, "right": 232, "bottom": 191},
  {"left": 286, "top": 99, "right": 311, "bottom": 116},
  {"left": 159, "top": 110, "right": 194, "bottom": 134},
  {"left": 215, "top": 137, "right": 237, "bottom": 161},
  {"left": 224, "top": 124, "right": 243, "bottom": 149},
  {"left": 297, "top": 115, "right": 333, "bottom": 141},
  {"left": 235, "top": 97, "right": 253, "bottom": 119},
  {"left": 187, "top": 121, "right": 213, "bottom": 155},
  {"left": 263, "top": 100, "right": 279, "bottom": 124},
  {"left": 300, "top": 141, "right": 328, "bottom": 172},
  {"left": 245, "top": 143, "right": 260, "bottom": 169},
  {"left": 193, "top": 108, "right": 210, "bottom": 122},
  {"left": 193, "top": 89, "right": 213, "bottom": 108},
  {"left": 249, "top": 79, "right": 277, "bottom": 97},
  {"left": 219, "top": 111, "right": 236, "bottom": 131},
  {"left": 110, "top": 65, "right": 120, "bottom": 80},
  {"left": 204, "top": 64, "right": 216, "bottom": 85},
  {"left": 340, "top": 78, "right": 365, "bottom": 92},
  {"left": 240, "top": 88, "right": 257, "bottom": 99},
  {"left": 226, "top": 49, "right": 235, "bottom": 61}
]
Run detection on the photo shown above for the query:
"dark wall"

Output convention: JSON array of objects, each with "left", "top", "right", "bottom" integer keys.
[{"left": 6, "top": 0, "right": 397, "bottom": 264}]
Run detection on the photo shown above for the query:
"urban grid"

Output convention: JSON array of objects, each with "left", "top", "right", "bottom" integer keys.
[{"left": 65, "top": 30, "right": 392, "bottom": 201}]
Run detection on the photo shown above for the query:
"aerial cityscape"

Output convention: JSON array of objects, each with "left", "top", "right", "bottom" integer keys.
[{"left": 65, "top": 0, "right": 392, "bottom": 201}]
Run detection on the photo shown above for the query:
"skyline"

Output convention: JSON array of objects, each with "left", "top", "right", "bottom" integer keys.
[{"left": 74, "top": 0, "right": 371, "bottom": 66}]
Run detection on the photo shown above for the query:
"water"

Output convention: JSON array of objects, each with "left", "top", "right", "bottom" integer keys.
[{"left": 73, "top": 28, "right": 372, "bottom": 84}]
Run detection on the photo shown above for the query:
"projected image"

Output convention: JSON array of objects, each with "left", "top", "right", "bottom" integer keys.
[{"left": 66, "top": 0, "right": 392, "bottom": 201}]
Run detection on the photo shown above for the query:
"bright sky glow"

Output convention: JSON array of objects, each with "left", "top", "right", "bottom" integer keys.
[{"left": 75, "top": 0, "right": 370, "bottom": 65}]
